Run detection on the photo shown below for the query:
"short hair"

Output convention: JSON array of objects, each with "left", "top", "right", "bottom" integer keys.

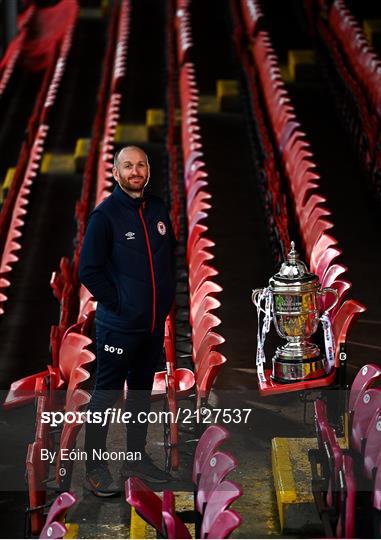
[{"left": 113, "top": 146, "right": 149, "bottom": 168}]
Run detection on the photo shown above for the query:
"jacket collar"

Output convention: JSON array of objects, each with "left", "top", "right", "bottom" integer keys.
[{"left": 112, "top": 183, "right": 145, "bottom": 209}]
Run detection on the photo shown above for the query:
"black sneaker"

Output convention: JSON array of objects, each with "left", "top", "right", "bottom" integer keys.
[
  {"left": 121, "top": 453, "right": 170, "bottom": 484},
  {"left": 85, "top": 463, "right": 121, "bottom": 497}
]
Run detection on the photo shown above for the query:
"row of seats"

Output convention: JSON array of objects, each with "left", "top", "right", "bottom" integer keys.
[
  {"left": 310, "top": 363, "right": 381, "bottom": 538},
  {"left": 311, "top": 0, "right": 381, "bottom": 201},
  {"left": 235, "top": 0, "right": 366, "bottom": 394},
  {"left": 0, "top": 0, "right": 78, "bottom": 317},
  {"left": 175, "top": 5, "right": 228, "bottom": 410},
  {"left": 5, "top": 3, "right": 130, "bottom": 535},
  {"left": 0, "top": 4, "right": 35, "bottom": 97},
  {"left": 126, "top": 424, "right": 243, "bottom": 539},
  {"left": 231, "top": 0, "right": 291, "bottom": 264},
  {"left": 32, "top": 426, "right": 242, "bottom": 539}
]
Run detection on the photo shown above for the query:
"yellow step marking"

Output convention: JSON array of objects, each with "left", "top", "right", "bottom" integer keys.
[
  {"left": 272, "top": 437, "right": 320, "bottom": 532},
  {"left": 146, "top": 109, "right": 165, "bottom": 141},
  {"left": 199, "top": 95, "right": 219, "bottom": 113},
  {"left": 79, "top": 8, "right": 103, "bottom": 19},
  {"left": 216, "top": 79, "right": 239, "bottom": 111},
  {"left": 115, "top": 124, "right": 148, "bottom": 143},
  {"left": 74, "top": 138, "right": 90, "bottom": 172},
  {"left": 288, "top": 50, "right": 316, "bottom": 82},
  {"left": 363, "top": 19, "right": 381, "bottom": 48},
  {"left": 41, "top": 153, "right": 75, "bottom": 174},
  {"left": 64, "top": 523, "right": 79, "bottom": 539},
  {"left": 0, "top": 167, "right": 15, "bottom": 204},
  {"left": 130, "top": 507, "right": 147, "bottom": 539}
]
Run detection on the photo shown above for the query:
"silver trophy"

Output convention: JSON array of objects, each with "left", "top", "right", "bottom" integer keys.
[{"left": 252, "top": 242, "right": 339, "bottom": 383}]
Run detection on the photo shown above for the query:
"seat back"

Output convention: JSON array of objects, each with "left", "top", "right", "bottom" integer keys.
[
  {"left": 59, "top": 331, "right": 95, "bottom": 383},
  {"left": 196, "top": 351, "right": 227, "bottom": 406},
  {"left": 336, "top": 455, "right": 356, "bottom": 539},
  {"left": 206, "top": 508, "right": 242, "bottom": 539},
  {"left": 125, "top": 477, "right": 163, "bottom": 532},
  {"left": 363, "top": 410, "right": 381, "bottom": 480},
  {"left": 192, "top": 424, "right": 230, "bottom": 483},
  {"left": 193, "top": 330, "right": 225, "bottom": 370},
  {"left": 332, "top": 300, "right": 366, "bottom": 367},
  {"left": 200, "top": 480, "right": 242, "bottom": 538},
  {"left": 351, "top": 388, "right": 381, "bottom": 453},
  {"left": 196, "top": 451, "right": 237, "bottom": 513},
  {"left": 39, "top": 492, "right": 77, "bottom": 540},
  {"left": 348, "top": 363, "right": 381, "bottom": 414},
  {"left": 162, "top": 491, "right": 192, "bottom": 539}
]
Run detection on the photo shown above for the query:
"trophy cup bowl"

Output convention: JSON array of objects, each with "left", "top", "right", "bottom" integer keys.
[{"left": 253, "top": 242, "right": 339, "bottom": 383}]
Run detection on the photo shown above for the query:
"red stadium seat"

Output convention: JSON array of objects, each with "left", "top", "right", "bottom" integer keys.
[{"left": 351, "top": 388, "right": 381, "bottom": 453}]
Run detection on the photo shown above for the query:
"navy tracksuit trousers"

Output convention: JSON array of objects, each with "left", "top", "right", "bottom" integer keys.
[{"left": 84, "top": 324, "right": 164, "bottom": 471}]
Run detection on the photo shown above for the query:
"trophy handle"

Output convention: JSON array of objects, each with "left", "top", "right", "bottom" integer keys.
[
  {"left": 319, "top": 287, "right": 339, "bottom": 314},
  {"left": 252, "top": 288, "right": 266, "bottom": 314}
]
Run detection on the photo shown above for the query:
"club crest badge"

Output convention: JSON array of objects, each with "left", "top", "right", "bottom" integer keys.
[{"left": 157, "top": 221, "right": 166, "bottom": 235}]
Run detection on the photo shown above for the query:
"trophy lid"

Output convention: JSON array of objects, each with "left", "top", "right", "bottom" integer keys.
[{"left": 270, "top": 242, "right": 318, "bottom": 286}]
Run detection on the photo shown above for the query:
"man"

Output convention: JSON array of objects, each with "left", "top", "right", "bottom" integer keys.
[{"left": 79, "top": 146, "right": 176, "bottom": 496}]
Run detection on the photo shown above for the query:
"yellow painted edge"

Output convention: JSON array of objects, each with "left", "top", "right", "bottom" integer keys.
[
  {"left": 288, "top": 50, "right": 316, "bottom": 81},
  {"left": 41, "top": 154, "right": 52, "bottom": 174},
  {"left": 3, "top": 167, "right": 15, "bottom": 190},
  {"left": 216, "top": 79, "right": 239, "bottom": 99},
  {"left": 130, "top": 507, "right": 147, "bottom": 539},
  {"left": 64, "top": 523, "right": 79, "bottom": 539},
  {"left": 74, "top": 138, "right": 90, "bottom": 160},
  {"left": 146, "top": 109, "right": 165, "bottom": 127},
  {"left": 272, "top": 438, "right": 298, "bottom": 531},
  {"left": 115, "top": 124, "right": 148, "bottom": 143}
]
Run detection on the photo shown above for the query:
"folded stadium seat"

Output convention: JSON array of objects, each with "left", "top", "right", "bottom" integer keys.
[
  {"left": 192, "top": 296, "right": 222, "bottom": 333},
  {"left": 207, "top": 509, "right": 243, "bottom": 539},
  {"left": 331, "top": 299, "right": 366, "bottom": 367},
  {"left": 373, "top": 462, "right": 381, "bottom": 537},
  {"left": 189, "top": 251, "right": 215, "bottom": 289},
  {"left": 362, "top": 410, "right": 381, "bottom": 482},
  {"left": 293, "top": 176, "right": 320, "bottom": 210},
  {"left": 190, "top": 280, "right": 222, "bottom": 311},
  {"left": 350, "top": 388, "right": 381, "bottom": 454},
  {"left": 298, "top": 194, "right": 327, "bottom": 229},
  {"left": 187, "top": 197, "right": 212, "bottom": 224},
  {"left": 195, "top": 351, "right": 227, "bottom": 410},
  {"left": 321, "top": 263, "right": 348, "bottom": 289},
  {"left": 187, "top": 223, "right": 208, "bottom": 256},
  {"left": 162, "top": 490, "right": 192, "bottom": 539},
  {"left": 199, "top": 480, "right": 242, "bottom": 539},
  {"left": 189, "top": 264, "right": 219, "bottom": 299},
  {"left": 58, "top": 330, "right": 95, "bottom": 390},
  {"left": 314, "top": 245, "right": 342, "bottom": 281},
  {"left": 192, "top": 313, "right": 222, "bottom": 356},
  {"left": 348, "top": 364, "right": 381, "bottom": 424},
  {"left": 186, "top": 180, "right": 210, "bottom": 209},
  {"left": 309, "top": 233, "right": 339, "bottom": 269},
  {"left": 303, "top": 221, "right": 335, "bottom": 264},
  {"left": 335, "top": 454, "right": 356, "bottom": 539},
  {"left": 191, "top": 331, "right": 226, "bottom": 373},
  {"left": 321, "top": 279, "right": 352, "bottom": 317},
  {"left": 302, "top": 206, "right": 332, "bottom": 242},
  {"left": 38, "top": 492, "right": 77, "bottom": 540},
  {"left": 196, "top": 450, "right": 238, "bottom": 514},
  {"left": 240, "top": 0, "right": 264, "bottom": 37},
  {"left": 281, "top": 129, "right": 310, "bottom": 160},
  {"left": 192, "top": 424, "right": 230, "bottom": 483}
]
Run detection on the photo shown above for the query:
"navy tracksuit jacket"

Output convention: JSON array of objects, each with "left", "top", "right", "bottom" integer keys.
[
  {"left": 79, "top": 183, "right": 176, "bottom": 334},
  {"left": 78, "top": 184, "right": 176, "bottom": 462}
]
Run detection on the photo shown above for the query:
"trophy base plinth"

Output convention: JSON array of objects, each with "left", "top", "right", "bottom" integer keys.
[{"left": 271, "top": 344, "right": 327, "bottom": 383}]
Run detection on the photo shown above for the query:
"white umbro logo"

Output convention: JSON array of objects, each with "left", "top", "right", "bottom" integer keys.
[{"left": 125, "top": 232, "right": 135, "bottom": 240}]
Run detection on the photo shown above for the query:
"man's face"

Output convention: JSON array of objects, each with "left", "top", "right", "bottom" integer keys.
[{"left": 113, "top": 148, "right": 150, "bottom": 195}]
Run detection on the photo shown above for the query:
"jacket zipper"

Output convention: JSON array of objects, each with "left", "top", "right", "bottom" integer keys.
[{"left": 139, "top": 205, "right": 156, "bottom": 333}]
